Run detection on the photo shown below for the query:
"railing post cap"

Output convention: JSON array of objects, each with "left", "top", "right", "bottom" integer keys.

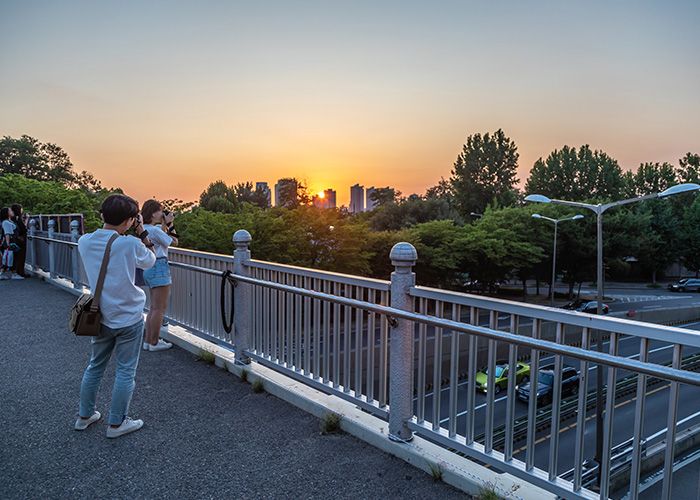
[
  {"left": 390, "top": 242, "right": 417, "bottom": 266},
  {"left": 70, "top": 220, "right": 80, "bottom": 230},
  {"left": 233, "top": 229, "right": 252, "bottom": 247},
  {"left": 29, "top": 218, "right": 37, "bottom": 227}
]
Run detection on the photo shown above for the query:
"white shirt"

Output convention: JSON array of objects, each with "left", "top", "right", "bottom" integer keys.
[
  {"left": 2, "top": 219, "right": 16, "bottom": 237},
  {"left": 143, "top": 224, "right": 173, "bottom": 259},
  {"left": 78, "top": 229, "right": 156, "bottom": 328}
]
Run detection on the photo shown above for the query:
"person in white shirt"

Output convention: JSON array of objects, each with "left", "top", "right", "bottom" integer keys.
[
  {"left": 140, "top": 200, "right": 179, "bottom": 352},
  {"left": 1, "top": 206, "right": 23, "bottom": 280},
  {"left": 75, "top": 194, "right": 156, "bottom": 438}
]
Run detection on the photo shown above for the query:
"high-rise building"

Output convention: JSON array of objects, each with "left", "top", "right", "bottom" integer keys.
[
  {"left": 256, "top": 182, "right": 271, "bottom": 207},
  {"left": 312, "top": 188, "right": 337, "bottom": 209},
  {"left": 274, "top": 179, "right": 297, "bottom": 207},
  {"left": 349, "top": 184, "right": 364, "bottom": 213},
  {"left": 324, "top": 189, "right": 337, "bottom": 209},
  {"left": 365, "top": 186, "right": 377, "bottom": 211}
]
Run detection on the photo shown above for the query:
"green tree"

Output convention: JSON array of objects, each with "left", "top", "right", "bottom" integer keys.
[
  {"left": 450, "top": 129, "right": 519, "bottom": 216},
  {"left": 525, "top": 145, "right": 624, "bottom": 201},
  {"left": 276, "top": 177, "right": 310, "bottom": 208},
  {"left": 407, "top": 220, "right": 463, "bottom": 287},
  {"left": 623, "top": 162, "right": 677, "bottom": 198},
  {"left": 199, "top": 180, "right": 237, "bottom": 213},
  {"left": 0, "top": 135, "right": 75, "bottom": 184},
  {"left": 232, "top": 182, "right": 270, "bottom": 208},
  {"left": 678, "top": 152, "right": 700, "bottom": 184},
  {"left": 368, "top": 187, "right": 400, "bottom": 208},
  {"left": 680, "top": 197, "right": 700, "bottom": 276}
]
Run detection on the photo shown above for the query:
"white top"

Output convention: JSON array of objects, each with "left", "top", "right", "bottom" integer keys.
[
  {"left": 143, "top": 224, "right": 173, "bottom": 259},
  {"left": 2, "top": 219, "right": 16, "bottom": 237},
  {"left": 78, "top": 229, "right": 156, "bottom": 328}
]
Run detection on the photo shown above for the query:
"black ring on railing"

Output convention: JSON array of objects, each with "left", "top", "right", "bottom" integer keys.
[{"left": 220, "top": 270, "right": 235, "bottom": 333}]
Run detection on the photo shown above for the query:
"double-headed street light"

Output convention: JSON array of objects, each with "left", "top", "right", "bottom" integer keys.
[
  {"left": 525, "top": 183, "right": 700, "bottom": 481},
  {"left": 531, "top": 213, "right": 584, "bottom": 306}
]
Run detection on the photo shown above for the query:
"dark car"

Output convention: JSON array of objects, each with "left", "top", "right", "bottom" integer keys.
[
  {"left": 517, "top": 365, "right": 580, "bottom": 404},
  {"left": 668, "top": 278, "right": 700, "bottom": 292},
  {"left": 562, "top": 300, "right": 609, "bottom": 314}
]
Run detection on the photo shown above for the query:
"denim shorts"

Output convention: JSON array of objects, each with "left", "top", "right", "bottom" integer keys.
[{"left": 143, "top": 257, "right": 172, "bottom": 288}]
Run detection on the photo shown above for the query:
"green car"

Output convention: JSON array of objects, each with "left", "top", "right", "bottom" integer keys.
[{"left": 475, "top": 361, "right": 531, "bottom": 394}]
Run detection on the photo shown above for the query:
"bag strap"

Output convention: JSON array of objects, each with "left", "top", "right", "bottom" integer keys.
[{"left": 90, "top": 233, "right": 119, "bottom": 312}]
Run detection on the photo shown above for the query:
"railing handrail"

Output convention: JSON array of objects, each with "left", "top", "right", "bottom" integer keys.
[
  {"left": 410, "top": 285, "right": 700, "bottom": 348},
  {"left": 29, "top": 235, "right": 77, "bottom": 246}
]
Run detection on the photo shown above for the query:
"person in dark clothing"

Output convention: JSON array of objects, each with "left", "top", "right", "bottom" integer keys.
[{"left": 11, "top": 204, "right": 28, "bottom": 277}]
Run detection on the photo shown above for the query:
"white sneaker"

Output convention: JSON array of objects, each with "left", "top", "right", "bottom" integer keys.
[
  {"left": 0, "top": 273, "right": 9, "bottom": 280},
  {"left": 106, "top": 417, "right": 144, "bottom": 438},
  {"left": 74, "top": 411, "right": 101, "bottom": 430},
  {"left": 10, "top": 273, "right": 24, "bottom": 280},
  {"left": 144, "top": 339, "right": 173, "bottom": 352}
]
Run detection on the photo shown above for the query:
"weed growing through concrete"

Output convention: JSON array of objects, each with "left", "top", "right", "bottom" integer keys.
[
  {"left": 252, "top": 379, "right": 265, "bottom": 393},
  {"left": 427, "top": 462, "right": 444, "bottom": 482},
  {"left": 319, "top": 412, "right": 342, "bottom": 434},
  {"left": 198, "top": 350, "right": 216, "bottom": 365},
  {"left": 240, "top": 369, "right": 248, "bottom": 383},
  {"left": 478, "top": 480, "right": 520, "bottom": 500}
]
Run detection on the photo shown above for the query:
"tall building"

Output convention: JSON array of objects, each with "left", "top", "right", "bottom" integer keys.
[
  {"left": 274, "top": 179, "right": 297, "bottom": 207},
  {"left": 256, "top": 182, "right": 271, "bottom": 207},
  {"left": 349, "top": 184, "right": 364, "bottom": 213},
  {"left": 312, "top": 188, "right": 337, "bottom": 209},
  {"left": 325, "top": 189, "right": 337, "bottom": 209},
  {"left": 365, "top": 186, "right": 377, "bottom": 211}
]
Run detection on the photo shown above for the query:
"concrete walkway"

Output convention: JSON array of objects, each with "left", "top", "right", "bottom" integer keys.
[{"left": 0, "top": 278, "right": 464, "bottom": 499}]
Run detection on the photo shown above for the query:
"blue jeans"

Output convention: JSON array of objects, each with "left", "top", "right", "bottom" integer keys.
[{"left": 79, "top": 319, "right": 144, "bottom": 425}]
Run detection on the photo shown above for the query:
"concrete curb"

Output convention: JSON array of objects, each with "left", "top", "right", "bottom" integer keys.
[{"left": 160, "top": 324, "right": 556, "bottom": 500}]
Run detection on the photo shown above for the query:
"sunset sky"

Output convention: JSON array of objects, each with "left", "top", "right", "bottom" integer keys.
[{"left": 2, "top": 1, "right": 699, "bottom": 206}]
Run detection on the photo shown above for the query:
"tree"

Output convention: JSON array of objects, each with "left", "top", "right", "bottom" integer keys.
[
  {"left": 425, "top": 177, "right": 453, "bottom": 200},
  {"left": 161, "top": 198, "right": 196, "bottom": 214},
  {"left": 0, "top": 135, "right": 75, "bottom": 184},
  {"left": 525, "top": 145, "right": 624, "bottom": 201},
  {"left": 367, "top": 195, "right": 459, "bottom": 231},
  {"left": 199, "top": 180, "right": 237, "bottom": 213},
  {"left": 680, "top": 197, "right": 700, "bottom": 276},
  {"left": 450, "top": 129, "right": 519, "bottom": 216},
  {"left": 232, "top": 182, "right": 270, "bottom": 208},
  {"left": 369, "top": 187, "right": 400, "bottom": 208},
  {"left": 678, "top": 152, "right": 700, "bottom": 184},
  {"left": 276, "top": 177, "right": 310, "bottom": 208},
  {"left": 623, "top": 162, "right": 677, "bottom": 198}
]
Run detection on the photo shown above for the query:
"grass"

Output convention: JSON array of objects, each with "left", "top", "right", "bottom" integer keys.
[
  {"left": 198, "top": 350, "right": 216, "bottom": 365},
  {"left": 252, "top": 379, "right": 265, "bottom": 393},
  {"left": 477, "top": 481, "right": 521, "bottom": 500},
  {"left": 427, "top": 462, "right": 444, "bottom": 482},
  {"left": 240, "top": 369, "right": 248, "bottom": 383},
  {"left": 319, "top": 412, "right": 342, "bottom": 434}
]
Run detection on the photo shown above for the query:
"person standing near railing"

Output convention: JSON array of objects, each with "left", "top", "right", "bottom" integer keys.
[
  {"left": 140, "top": 200, "right": 178, "bottom": 352},
  {"left": 11, "top": 204, "right": 28, "bottom": 278},
  {"left": 1, "top": 206, "right": 23, "bottom": 280},
  {"left": 75, "top": 194, "right": 156, "bottom": 438}
]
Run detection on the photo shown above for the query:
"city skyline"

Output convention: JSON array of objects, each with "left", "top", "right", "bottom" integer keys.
[{"left": 2, "top": 1, "right": 699, "bottom": 206}]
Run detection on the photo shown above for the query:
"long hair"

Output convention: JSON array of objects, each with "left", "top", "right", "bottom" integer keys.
[
  {"left": 141, "top": 199, "right": 163, "bottom": 224},
  {"left": 11, "top": 204, "right": 22, "bottom": 219},
  {"left": 0, "top": 207, "right": 9, "bottom": 221}
]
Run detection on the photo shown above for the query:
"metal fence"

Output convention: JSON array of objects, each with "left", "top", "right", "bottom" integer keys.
[{"left": 25, "top": 222, "right": 700, "bottom": 500}]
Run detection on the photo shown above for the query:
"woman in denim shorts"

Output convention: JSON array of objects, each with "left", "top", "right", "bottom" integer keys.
[{"left": 141, "top": 200, "right": 179, "bottom": 352}]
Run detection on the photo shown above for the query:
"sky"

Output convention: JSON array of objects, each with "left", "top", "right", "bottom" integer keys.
[{"left": 1, "top": 1, "right": 699, "bottom": 206}]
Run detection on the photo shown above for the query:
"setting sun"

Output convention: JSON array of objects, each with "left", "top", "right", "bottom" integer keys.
[{"left": 318, "top": 191, "right": 325, "bottom": 199}]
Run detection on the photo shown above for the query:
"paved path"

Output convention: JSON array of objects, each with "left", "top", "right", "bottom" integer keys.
[{"left": 0, "top": 278, "right": 463, "bottom": 499}]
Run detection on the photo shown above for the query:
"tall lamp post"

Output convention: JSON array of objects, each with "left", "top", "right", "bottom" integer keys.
[
  {"left": 525, "top": 183, "right": 700, "bottom": 481},
  {"left": 531, "top": 213, "right": 584, "bottom": 306}
]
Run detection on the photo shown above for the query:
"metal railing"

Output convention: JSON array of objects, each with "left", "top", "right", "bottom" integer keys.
[{"left": 24, "top": 221, "right": 700, "bottom": 500}]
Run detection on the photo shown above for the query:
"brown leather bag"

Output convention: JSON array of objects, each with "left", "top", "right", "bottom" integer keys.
[{"left": 69, "top": 233, "right": 119, "bottom": 336}]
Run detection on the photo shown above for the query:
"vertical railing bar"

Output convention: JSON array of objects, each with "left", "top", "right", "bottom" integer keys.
[
  {"left": 355, "top": 286, "right": 364, "bottom": 398},
  {"left": 600, "top": 331, "right": 620, "bottom": 499},
  {"left": 286, "top": 273, "right": 293, "bottom": 367},
  {"left": 417, "top": 297, "right": 428, "bottom": 424},
  {"left": 504, "top": 314, "right": 519, "bottom": 461},
  {"left": 573, "top": 327, "right": 591, "bottom": 492},
  {"left": 466, "top": 306, "right": 478, "bottom": 444},
  {"left": 548, "top": 322, "right": 564, "bottom": 481},
  {"left": 448, "top": 303, "right": 460, "bottom": 439},
  {"left": 271, "top": 271, "right": 278, "bottom": 362},
  {"left": 366, "top": 289, "right": 376, "bottom": 403},
  {"left": 378, "top": 290, "right": 389, "bottom": 408},
  {"left": 484, "top": 310, "right": 498, "bottom": 453},
  {"left": 432, "top": 300, "right": 444, "bottom": 431},
  {"left": 295, "top": 274, "right": 303, "bottom": 372},
  {"left": 333, "top": 282, "right": 341, "bottom": 389},
  {"left": 660, "top": 343, "right": 683, "bottom": 500},
  {"left": 343, "top": 285, "right": 352, "bottom": 393},
  {"left": 629, "top": 336, "right": 649, "bottom": 499},
  {"left": 526, "top": 318, "right": 542, "bottom": 471},
  {"left": 303, "top": 276, "right": 311, "bottom": 375},
  {"left": 313, "top": 278, "right": 321, "bottom": 380},
  {"left": 323, "top": 280, "right": 331, "bottom": 382}
]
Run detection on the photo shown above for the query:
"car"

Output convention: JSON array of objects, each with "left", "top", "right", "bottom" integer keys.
[
  {"left": 475, "top": 361, "right": 530, "bottom": 394},
  {"left": 668, "top": 278, "right": 700, "bottom": 292},
  {"left": 517, "top": 365, "right": 580, "bottom": 404},
  {"left": 563, "top": 300, "right": 609, "bottom": 314}
]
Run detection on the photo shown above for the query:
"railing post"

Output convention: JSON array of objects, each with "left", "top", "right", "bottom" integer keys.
[
  {"left": 28, "top": 219, "right": 37, "bottom": 271},
  {"left": 388, "top": 242, "right": 417, "bottom": 442},
  {"left": 233, "top": 229, "right": 252, "bottom": 365},
  {"left": 47, "top": 219, "right": 57, "bottom": 279},
  {"left": 70, "top": 220, "right": 81, "bottom": 289}
]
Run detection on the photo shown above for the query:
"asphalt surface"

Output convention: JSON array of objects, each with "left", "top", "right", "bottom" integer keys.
[{"left": 0, "top": 278, "right": 463, "bottom": 500}]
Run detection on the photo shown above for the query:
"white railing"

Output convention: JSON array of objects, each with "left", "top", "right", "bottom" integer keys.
[{"left": 25, "top": 220, "right": 700, "bottom": 500}]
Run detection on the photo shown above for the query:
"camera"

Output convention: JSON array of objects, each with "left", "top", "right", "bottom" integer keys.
[{"left": 163, "top": 210, "right": 172, "bottom": 216}]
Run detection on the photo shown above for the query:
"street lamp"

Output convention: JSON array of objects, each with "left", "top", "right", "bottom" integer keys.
[
  {"left": 531, "top": 213, "right": 584, "bottom": 306},
  {"left": 525, "top": 183, "right": 700, "bottom": 478}
]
